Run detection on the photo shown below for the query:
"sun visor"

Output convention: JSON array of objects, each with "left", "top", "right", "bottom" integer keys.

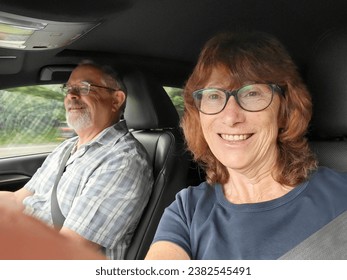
[
  {"left": 39, "top": 65, "right": 74, "bottom": 82},
  {"left": 0, "top": 11, "right": 100, "bottom": 50}
]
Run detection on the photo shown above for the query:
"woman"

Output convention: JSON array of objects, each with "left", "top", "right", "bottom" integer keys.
[{"left": 145, "top": 31, "right": 347, "bottom": 259}]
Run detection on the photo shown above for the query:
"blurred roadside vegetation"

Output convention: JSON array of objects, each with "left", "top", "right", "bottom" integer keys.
[
  {"left": 164, "top": 86, "right": 184, "bottom": 117},
  {"left": 0, "top": 85, "right": 65, "bottom": 145}
]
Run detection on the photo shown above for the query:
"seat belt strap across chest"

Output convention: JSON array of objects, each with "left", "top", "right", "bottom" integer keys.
[
  {"left": 279, "top": 209, "right": 347, "bottom": 259},
  {"left": 51, "top": 143, "right": 74, "bottom": 230}
]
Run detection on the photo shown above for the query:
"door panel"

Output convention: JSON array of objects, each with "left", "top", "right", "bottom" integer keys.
[{"left": 0, "top": 154, "right": 48, "bottom": 191}]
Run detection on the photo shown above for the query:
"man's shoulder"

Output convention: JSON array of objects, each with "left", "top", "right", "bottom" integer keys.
[{"left": 99, "top": 121, "right": 143, "bottom": 150}]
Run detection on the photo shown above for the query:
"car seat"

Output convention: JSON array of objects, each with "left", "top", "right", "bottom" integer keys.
[
  {"left": 122, "top": 70, "right": 195, "bottom": 259},
  {"left": 307, "top": 28, "right": 347, "bottom": 172}
]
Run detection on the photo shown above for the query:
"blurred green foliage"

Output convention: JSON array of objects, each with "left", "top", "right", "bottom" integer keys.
[
  {"left": 0, "top": 85, "right": 65, "bottom": 145},
  {"left": 164, "top": 86, "right": 184, "bottom": 117}
]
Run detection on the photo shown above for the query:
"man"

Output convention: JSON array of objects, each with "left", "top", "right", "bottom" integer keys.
[{"left": 0, "top": 62, "right": 154, "bottom": 259}]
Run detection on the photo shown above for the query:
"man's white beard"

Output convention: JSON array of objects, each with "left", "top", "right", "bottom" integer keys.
[{"left": 66, "top": 108, "right": 92, "bottom": 131}]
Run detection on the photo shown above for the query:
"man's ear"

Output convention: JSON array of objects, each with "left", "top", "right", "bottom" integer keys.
[{"left": 112, "top": 90, "right": 126, "bottom": 112}]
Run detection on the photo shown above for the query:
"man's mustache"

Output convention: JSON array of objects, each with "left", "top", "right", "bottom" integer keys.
[{"left": 66, "top": 100, "right": 87, "bottom": 110}]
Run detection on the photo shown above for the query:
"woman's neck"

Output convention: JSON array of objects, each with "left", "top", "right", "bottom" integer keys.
[{"left": 223, "top": 169, "right": 292, "bottom": 204}]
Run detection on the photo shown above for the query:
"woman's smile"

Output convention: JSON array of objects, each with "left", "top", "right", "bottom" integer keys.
[{"left": 219, "top": 133, "right": 253, "bottom": 142}]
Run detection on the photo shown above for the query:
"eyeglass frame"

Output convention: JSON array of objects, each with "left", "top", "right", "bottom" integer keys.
[
  {"left": 192, "top": 83, "right": 284, "bottom": 115},
  {"left": 61, "top": 81, "right": 119, "bottom": 96}
]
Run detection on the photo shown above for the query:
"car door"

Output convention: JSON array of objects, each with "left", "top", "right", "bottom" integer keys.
[{"left": 0, "top": 154, "right": 47, "bottom": 191}]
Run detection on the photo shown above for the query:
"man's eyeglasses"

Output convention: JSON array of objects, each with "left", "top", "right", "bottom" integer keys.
[
  {"left": 192, "top": 83, "right": 283, "bottom": 115},
  {"left": 61, "top": 81, "right": 118, "bottom": 96}
]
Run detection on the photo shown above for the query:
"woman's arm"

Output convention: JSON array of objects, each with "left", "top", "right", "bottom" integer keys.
[{"left": 145, "top": 241, "right": 191, "bottom": 260}]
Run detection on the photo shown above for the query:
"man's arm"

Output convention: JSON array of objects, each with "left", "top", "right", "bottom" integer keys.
[
  {"left": 59, "top": 227, "right": 102, "bottom": 253},
  {"left": 0, "top": 188, "right": 32, "bottom": 211}
]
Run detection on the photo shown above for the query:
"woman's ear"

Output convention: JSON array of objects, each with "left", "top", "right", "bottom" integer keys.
[{"left": 112, "top": 90, "right": 126, "bottom": 112}]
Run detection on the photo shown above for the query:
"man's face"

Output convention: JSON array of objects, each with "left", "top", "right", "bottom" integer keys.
[{"left": 64, "top": 65, "right": 119, "bottom": 133}]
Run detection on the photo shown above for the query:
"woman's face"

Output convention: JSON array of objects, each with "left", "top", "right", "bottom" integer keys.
[{"left": 199, "top": 67, "right": 281, "bottom": 175}]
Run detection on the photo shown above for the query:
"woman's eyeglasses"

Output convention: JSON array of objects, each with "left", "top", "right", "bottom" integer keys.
[{"left": 192, "top": 83, "right": 283, "bottom": 115}]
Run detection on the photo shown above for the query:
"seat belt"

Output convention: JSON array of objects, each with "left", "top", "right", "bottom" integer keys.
[
  {"left": 51, "top": 143, "right": 75, "bottom": 230},
  {"left": 279, "top": 210, "right": 347, "bottom": 259}
]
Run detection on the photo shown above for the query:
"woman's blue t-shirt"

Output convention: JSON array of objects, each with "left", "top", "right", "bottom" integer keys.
[{"left": 152, "top": 167, "right": 347, "bottom": 259}]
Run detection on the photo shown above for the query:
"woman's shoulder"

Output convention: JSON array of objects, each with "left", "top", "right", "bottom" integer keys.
[
  {"left": 311, "top": 166, "right": 347, "bottom": 182},
  {"left": 178, "top": 181, "right": 215, "bottom": 197},
  {"left": 307, "top": 166, "right": 347, "bottom": 205},
  {"left": 174, "top": 181, "right": 218, "bottom": 210}
]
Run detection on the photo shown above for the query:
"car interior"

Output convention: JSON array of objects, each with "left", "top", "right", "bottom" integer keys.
[
  {"left": 0, "top": 0, "right": 347, "bottom": 259},
  {"left": 306, "top": 28, "right": 347, "bottom": 173},
  {"left": 122, "top": 70, "right": 196, "bottom": 259}
]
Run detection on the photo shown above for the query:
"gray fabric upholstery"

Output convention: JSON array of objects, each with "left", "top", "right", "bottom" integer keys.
[
  {"left": 307, "top": 28, "right": 347, "bottom": 172},
  {"left": 279, "top": 210, "right": 347, "bottom": 259}
]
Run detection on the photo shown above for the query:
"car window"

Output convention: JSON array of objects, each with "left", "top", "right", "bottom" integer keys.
[
  {"left": 0, "top": 84, "right": 71, "bottom": 158},
  {"left": 164, "top": 86, "right": 184, "bottom": 117},
  {"left": 0, "top": 84, "right": 182, "bottom": 159}
]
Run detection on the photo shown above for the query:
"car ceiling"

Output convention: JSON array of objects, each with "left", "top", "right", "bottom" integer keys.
[{"left": 1, "top": 0, "right": 347, "bottom": 88}]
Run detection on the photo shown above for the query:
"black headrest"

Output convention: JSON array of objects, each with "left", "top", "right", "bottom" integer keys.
[
  {"left": 307, "top": 28, "right": 347, "bottom": 139},
  {"left": 123, "top": 70, "right": 180, "bottom": 130}
]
